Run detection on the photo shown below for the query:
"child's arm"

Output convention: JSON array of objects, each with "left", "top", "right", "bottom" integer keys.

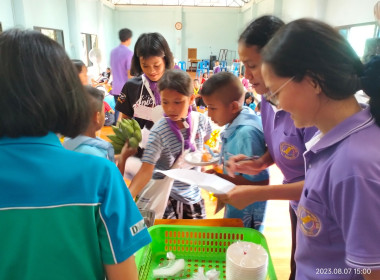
[
  {"left": 215, "top": 181, "right": 304, "bottom": 210},
  {"left": 226, "top": 150, "right": 274, "bottom": 177},
  {"left": 128, "top": 162, "right": 155, "bottom": 198},
  {"left": 104, "top": 255, "right": 138, "bottom": 280},
  {"left": 117, "top": 141, "right": 138, "bottom": 175}
]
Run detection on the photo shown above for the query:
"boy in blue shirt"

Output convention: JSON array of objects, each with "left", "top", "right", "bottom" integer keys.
[
  {"left": 201, "top": 72, "right": 269, "bottom": 231},
  {"left": 64, "top": 86, "right": 115, "bottom": 161},
  {"left": 64, "top": 86, "right": 136, "bottom": 174}
]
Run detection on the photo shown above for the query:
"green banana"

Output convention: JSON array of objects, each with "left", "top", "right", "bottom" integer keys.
[
  {"left": 131, "top": 118, "right": 141, "bottom": 130},
  {"left": 112, "top": 125, "right": 126, "bottom": 141},
  {"left": 122, "top": 118, "right": 132, "bottom": 126},
  {"left": 107, "top": 134, "right": 124, "bottom": 145},
  {"left": 109, "top": 119, "right": 142, "bottom": 153},
  {"left": 120, "top": 122, "right": 134, "bottom": 138},
  {"left": 133, "top": 129, "right": 142, "bottom": 142},
  {"left": 111, "top": 141, "right": 123, "bottom": 154},
  {"left": 128, "top": 137, "right": 139, "bottom": 148}
]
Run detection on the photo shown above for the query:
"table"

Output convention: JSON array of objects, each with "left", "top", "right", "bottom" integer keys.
[{"left": 189, "top": 59, "right": 200, "bottom": 72}]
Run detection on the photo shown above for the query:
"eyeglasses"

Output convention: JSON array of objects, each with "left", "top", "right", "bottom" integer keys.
[{"left": 263, "top": 76, "right": 295, "bottom": 107}]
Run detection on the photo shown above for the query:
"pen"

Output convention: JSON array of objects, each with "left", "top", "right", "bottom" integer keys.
[{"left": 224, "top": 154, "right": 260, "bottom": 167}]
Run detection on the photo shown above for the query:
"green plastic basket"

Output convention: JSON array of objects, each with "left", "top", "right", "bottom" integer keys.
[{"left": 135, "top": 225, "right": 277, "bottom": 280}]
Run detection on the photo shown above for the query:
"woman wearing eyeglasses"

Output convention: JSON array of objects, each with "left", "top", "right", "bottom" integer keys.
[
  {"left": 218, "top": 16, "right": 318, "bottom": 280},
  {"left": 260, "top": 18, "right": 380, "bottom": 280}
]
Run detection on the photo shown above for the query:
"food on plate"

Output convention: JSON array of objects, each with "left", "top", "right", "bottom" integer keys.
[{"left": 201, "top": 152, "right": 212, "bottom": 162}]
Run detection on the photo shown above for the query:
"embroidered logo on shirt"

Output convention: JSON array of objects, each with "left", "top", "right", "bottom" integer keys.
[
  {"left": 117, "top": 93, "right": 126, "bottom": 104},
  {"left": 130, "top": 219, "right": 146, "bottom": 236},
  {"left": 280, "top": 142, "right": 299, "bottom": 160},
  {"left": 297, "top": 205, "right": 321, "bottom": 236}
]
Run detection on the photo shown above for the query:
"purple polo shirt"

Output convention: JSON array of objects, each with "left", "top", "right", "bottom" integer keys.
[
  {"left": 110, "top": 44, "right": 133, "bottom": 96},
  {"left": 261, "top": 98, "right": 318, "bottom": 184},
  {"left": 213, "top": 66, "right": 221, "bottom": 74},
  {"left": 296, "top": 106, "right": 380, "bottom": 279}
]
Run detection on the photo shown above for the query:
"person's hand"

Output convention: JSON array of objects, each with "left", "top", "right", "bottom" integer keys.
[
  {"left": 214, "top": 185, "right": 259, "bottom": 210},
  {"left": 225, "top": 154, "right": 264, "bottom": 177},
  {"left": 120, "top": 140, "right": 138, "bottom": 160}
]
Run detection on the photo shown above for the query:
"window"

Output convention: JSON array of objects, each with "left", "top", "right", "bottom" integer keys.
[
  {"left": 81, "top": 33, "right": 98, "bottom": 67},
  {"left": 34, "top": 27, "right": 64, "bottom": 47},
  {"left": 337, "top": 22, "right": 378, "bottom": 59}
]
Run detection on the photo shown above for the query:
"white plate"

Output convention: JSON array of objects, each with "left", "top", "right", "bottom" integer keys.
[{"left": 184, "top": 151, "right": 220, "bottom": 166}]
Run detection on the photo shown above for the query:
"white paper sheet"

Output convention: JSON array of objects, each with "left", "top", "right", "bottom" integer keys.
[{"left": 155, "top": 169, "right": 235, "bottom": 194}]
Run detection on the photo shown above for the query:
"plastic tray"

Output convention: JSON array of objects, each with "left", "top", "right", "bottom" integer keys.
[{"left": 135, "top": 225, "right": 277, "bottom": 279}]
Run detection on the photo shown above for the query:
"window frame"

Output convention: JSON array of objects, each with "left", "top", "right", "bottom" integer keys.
[{"left": 33, "top": 26, "right": 65, "bottom": 47}]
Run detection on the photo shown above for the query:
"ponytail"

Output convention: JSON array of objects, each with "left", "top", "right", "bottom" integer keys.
[{"left": 360, "top": 56, "right": 380, "bottom": 127}]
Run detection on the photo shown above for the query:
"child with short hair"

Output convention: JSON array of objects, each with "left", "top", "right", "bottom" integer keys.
[
  {"left": 72, "top": 59, "right": 88, "bottom": 85},
  {"left": 255, "top": 101, "right": 261, "bottom": 116},
  {"left": 244, "top": 91, "right": 256, "bottom": 111},
  {"left": 129, "top": 69, "right": 212, "bottom": 219},
  {"left": 64, "top": 86, "right": 114, "bottom": 161},
  {"left": 64, "top": 86, "right": 136, "bottom": 174},
  {"left": 201, "top": 72, "right": 208, "bottom": 85},
  {"left": 213, "top": 60, "right": 221, "bottom": 74},
  {"left": 201, "top": 72, "right": 269, "bottom": 231}
]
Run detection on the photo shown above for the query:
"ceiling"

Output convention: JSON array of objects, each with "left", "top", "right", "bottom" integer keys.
[{"left": 108, "top": 0, "right": 251, "bottom": 7}]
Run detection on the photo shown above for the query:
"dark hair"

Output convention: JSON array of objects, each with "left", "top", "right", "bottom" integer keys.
[
  {"left": 262, "top": 18, "right": 380, "bottom": 126},
  {"left": 257, "top": 101, "right": 261, "bottom": 111},
  {"left": 245, "top": 92, "right": 253, "bottom": 100},
  {"left": 239, "top": 15, "right": 284, "bottom": 50},
  {"left": 85, "top": 86, "right": 104, "bottom": 115},
  {"left": 71, "top": 59, "right": 86, "bottom": 73},
  {"left": 158, "top": 69, "right": 192, "bottom": 97},
  {"left": 130, "top": 33, "right": 174, "bottom": 76},
  {"left": 200, "top": 72, "right": 244, "bottom": 104},
  {"left": 0, "top": 29, "right": 89, "bottom": 137},
  {"left": 119, "top": 28, "right": 132, "bottom": 42}
]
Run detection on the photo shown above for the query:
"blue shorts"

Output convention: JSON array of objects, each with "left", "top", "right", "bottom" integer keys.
[{"left": 224, "top": 201, "right": 267, "bottom": 232}]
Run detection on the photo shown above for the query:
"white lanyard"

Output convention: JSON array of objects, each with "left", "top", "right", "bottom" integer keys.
[{"left": 136, "top": 75, "right": 156, "bottom": 106}]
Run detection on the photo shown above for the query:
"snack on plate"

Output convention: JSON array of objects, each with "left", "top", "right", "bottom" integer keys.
[{"left": 202, "top": 152, "right": 212, "bottom": 162}]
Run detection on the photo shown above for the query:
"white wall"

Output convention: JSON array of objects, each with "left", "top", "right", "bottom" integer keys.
[
  {"left": 78, "top": 0, "right": 100, "bottom": 35},
  {"left": 281, "top": 0, "right": 327, "bottom": 22},
  {"left": 2, "top": 0, "right": 378, "bottom": 66},
  {"left": 23, "top": 0, "right": 70, "bottom": 32},
  {"left": 255, "top": 0, "right": 378, "bottom": 26},
  {"left": 182, "top": 7, "right": 240, "bottom": 61},
  {"left": 0, "top": 0, "right": 15, "bottom": 30},
  {"left": 114, "top": 5, "right": 178, "bottom": 61},
  {"left": 113, "top": 5, "right": 241, "bottom": 64},
  {"left": 100, "top": 4, "right": 116, "bottom": 67},
  {"left": 324, "top": 0, "right": 379, "bottom": 26}
]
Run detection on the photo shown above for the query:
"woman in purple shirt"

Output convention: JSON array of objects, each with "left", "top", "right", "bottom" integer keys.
[
  {"left": 219, "top": 16, "right": 318, "bottom": 280},
  {"left": 261, "top": 18, "right": 380, "bottom": 280}
]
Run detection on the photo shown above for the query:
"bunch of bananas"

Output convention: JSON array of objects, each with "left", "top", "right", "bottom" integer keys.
[{"left": 107, "top": 118, "right": 142, "bottom": 154}]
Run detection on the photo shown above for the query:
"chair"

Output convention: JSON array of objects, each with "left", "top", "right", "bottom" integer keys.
[
  {"left": 220, "top": 60, "right": 228, "bottom": 72},
  {"left": 202, "top": 60, "right": 210, "bottom": 75},
  {"left": 196, "top": 61, "right": 205, "bottom": 78},
  {"left": 231, "top": 62, "right": 240, "bottom": 76},
  {"left": 178, "top": 60, "right": 187, "bottom": 71}
]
